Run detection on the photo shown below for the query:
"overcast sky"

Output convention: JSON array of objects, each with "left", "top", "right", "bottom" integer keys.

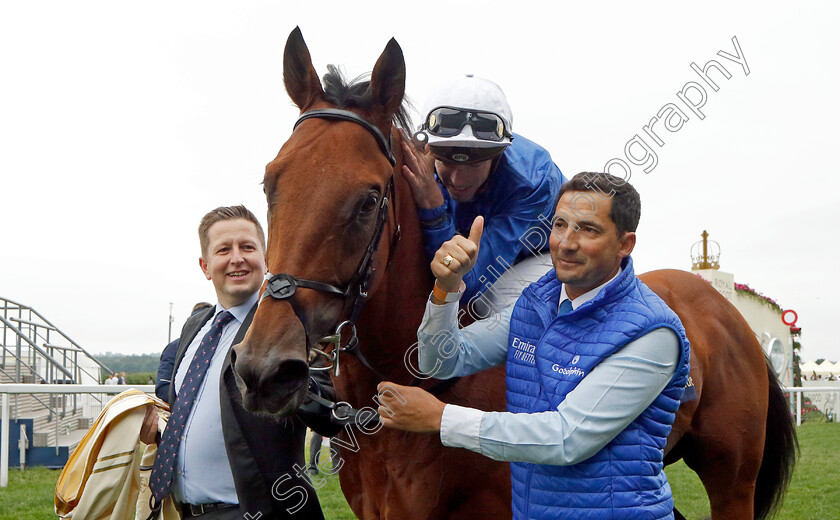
[{"left": 2, "top": 2, "right": 837, "bottom": 362}]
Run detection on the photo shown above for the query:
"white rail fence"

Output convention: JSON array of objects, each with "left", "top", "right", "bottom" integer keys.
[
  {"left": 783, "top": 386, "right": 840, "bottom": 426},
  {"left": 0, "top": 384, "right": 154, "bottom": 487},
  {"left": 1, "top": 385, "right": 837, "bottom": 488}
]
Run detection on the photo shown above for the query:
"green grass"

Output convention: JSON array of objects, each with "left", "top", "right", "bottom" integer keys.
[
  {"left": 0, "top": 465, "right": 356, "bottom": 520},
  {"left": 2, "top": 423, "right": 838, "bottom": 520},
  {"left": 667, "top": 422, "right": 840, "bottom": 519},
  {"left": 0, "top": 466, "right": 57, "bottom": 520},
  {"left": 308, "top": 448, "right": 356, "bottom": 520}
]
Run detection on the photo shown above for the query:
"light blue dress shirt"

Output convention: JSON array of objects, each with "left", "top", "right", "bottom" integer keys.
[
  {"left": 418, "top": 270, "right": 680, "bottom": 465},
  {"left": 172, "top": 291, "right": 258, "bottom": 505}
]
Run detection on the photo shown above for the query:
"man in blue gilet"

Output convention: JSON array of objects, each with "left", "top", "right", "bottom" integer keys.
[{"left": 379, "top": 172, "right": 691, "bottom": 519}]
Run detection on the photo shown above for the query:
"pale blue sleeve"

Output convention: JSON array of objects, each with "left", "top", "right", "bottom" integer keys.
[
  {"left": 416, "top": 298, "right": 512, "bottom": 379},
  {"left": 439, "top": 328, "right": 680, "bottom": 465}
]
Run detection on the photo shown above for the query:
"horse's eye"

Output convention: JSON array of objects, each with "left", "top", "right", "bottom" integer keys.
[{"left": 361, "top": 192, "right": 380, "bottom": 214}]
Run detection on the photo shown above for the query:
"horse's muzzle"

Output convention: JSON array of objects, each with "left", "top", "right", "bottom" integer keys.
[{"left": 230, "top": 344, "right": 310, "bottom": 416}]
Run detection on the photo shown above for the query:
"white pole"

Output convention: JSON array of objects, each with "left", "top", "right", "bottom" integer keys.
[
  {"left": 796, "top": 390, "right": 802, "bottom": 426},
  {"left": 19, "top": 424, "right": 26, "bottom": 470},
  {"left": 787, "top": 335, "right": 794, "bottom": 388},
  {"left": 1, "top": 394, "right": 9, "bottom": 487},
  {"left": 168, "top": 302, "right": 174, "bottom": 343}
]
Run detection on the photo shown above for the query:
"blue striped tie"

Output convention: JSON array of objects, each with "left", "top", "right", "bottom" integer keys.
[{"left": 149, "top": 310, "right": 235, "bottom": 503}]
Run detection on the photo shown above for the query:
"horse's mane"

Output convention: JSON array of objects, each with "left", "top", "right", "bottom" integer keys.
[{"left": 322, "top": 65, "right": 413, "bottom": 131}]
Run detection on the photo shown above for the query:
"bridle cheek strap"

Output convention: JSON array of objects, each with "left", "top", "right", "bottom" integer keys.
[
  {"left": 260, "top": 173, "right": 393, "bottom": 329},
  {"left": 261, "top": 107, "right": 399, "bottom": 375}
]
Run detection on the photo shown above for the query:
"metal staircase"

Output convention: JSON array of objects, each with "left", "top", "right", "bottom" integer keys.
[{"left": 1, "top": 296, "right": 113, "bottom": 467}]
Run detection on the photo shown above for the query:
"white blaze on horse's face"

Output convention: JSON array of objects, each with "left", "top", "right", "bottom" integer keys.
[
  {"left": 199, "top": 218, "right": 266, "bottom": 310},
  {"left": 549, "top": 190, "right": 635, "bottom": 300}
]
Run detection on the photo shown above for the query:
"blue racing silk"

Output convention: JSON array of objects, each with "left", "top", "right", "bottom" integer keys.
[{"left": 417, "top": 133, "right": 564, "bottom": 301}]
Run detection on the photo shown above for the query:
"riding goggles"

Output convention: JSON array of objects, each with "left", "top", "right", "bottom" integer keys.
[{"left": 424, "top": 106, "right": 511, "bottom": 142}]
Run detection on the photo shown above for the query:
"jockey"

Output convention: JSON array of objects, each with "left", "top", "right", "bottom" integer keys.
[{"left": 402, "top": 75, "right": 565, "bottom": 314}]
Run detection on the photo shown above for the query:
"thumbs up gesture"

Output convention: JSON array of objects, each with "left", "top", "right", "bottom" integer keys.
[{"left": 431, "top": 216, "right": 484, "bottom": 293}]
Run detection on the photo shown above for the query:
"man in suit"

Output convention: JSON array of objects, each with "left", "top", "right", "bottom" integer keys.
[{"left": 142, "top": 205, "right": 340, "bottom": 519}]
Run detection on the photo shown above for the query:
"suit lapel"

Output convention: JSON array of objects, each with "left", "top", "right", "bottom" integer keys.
[{"left": 217, "top": 302, "right": 271, "bottom": 515}]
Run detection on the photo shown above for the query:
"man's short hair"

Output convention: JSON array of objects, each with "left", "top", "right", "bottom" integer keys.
[
  {"left": 198, "top": 205, "right": 266, "bottom": 256},
  {"left": 191, "top": 302, "right": 213, "bottom": 314},
  {"left": 558, "top": 173, "right": 641, "bottom": 235}
]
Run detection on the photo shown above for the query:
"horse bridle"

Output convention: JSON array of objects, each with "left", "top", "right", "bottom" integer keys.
[{"left": 260, "top": 108, "right": 400, "bottom": 423}]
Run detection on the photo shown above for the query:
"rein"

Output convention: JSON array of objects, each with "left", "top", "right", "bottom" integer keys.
[{"left": 261, "top": 108, "right": 400, "bottom": 426}]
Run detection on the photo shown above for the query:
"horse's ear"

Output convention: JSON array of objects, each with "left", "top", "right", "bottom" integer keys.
[
  {"left": 370, "top": 38, "right": 406, "bottom": 120},
  {"left": 283, "top": 27, "right": 324, "bottom": 111}
]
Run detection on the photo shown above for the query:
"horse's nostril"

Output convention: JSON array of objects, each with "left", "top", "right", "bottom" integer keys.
[
  {"left": 234, "top": 353, "right": 310, "bottom": 414},
  {"left": 270, "top": 359, "right": 309, "bottom": 392},
  {"left": 229, "top": 348, "right": 238, "bottom": 368}
]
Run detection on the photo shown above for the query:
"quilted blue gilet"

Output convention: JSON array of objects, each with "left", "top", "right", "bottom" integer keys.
[{"left": 506, "top": 257, "right": 690, "bottom": 520}]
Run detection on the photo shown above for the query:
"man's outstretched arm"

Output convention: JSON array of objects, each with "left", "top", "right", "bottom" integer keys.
[{"left": 380, "top": 328, "right": 679, "bottom": 466}]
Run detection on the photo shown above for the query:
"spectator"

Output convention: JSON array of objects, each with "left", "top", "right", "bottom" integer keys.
[
  {"left": 118, "top": 372, "right": 127, "bottom": 385},
  {"left": 156, "top": 302, "right": 213, "bottom": 401},
  {"left": 307, "top": 431, "right": 341, "bottom": 476}
]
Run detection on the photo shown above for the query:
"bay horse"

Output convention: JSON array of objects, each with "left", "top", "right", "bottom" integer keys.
[{"left": 231, "top": 28, "right": 797, "bottom": 520}]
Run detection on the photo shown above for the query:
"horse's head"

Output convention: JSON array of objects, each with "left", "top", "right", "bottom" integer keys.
[{"left": 231, "top": 27, "right": 407, "bottom": 415}]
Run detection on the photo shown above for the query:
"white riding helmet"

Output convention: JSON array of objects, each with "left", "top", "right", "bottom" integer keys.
[{"left": 420, "top": 75, "right": 514, "bottom": 164}]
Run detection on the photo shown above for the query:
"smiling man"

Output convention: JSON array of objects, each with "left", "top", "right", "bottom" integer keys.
[
  {"left": 402, "top": 75, "right": 565, "bottom": 312},
  {"left": 145, "top": 205, "right": 339, "bottom": 520},
  {"left": 379, "top": 173, "right": 692, "bottom": 520}
]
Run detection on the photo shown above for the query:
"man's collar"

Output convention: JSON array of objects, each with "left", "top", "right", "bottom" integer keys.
[
  {"left": 216, "top": 291, "right": 259, "bottom": 324},
  {"left": 559, "top": 266, "right": 623, "bottom": 312}
]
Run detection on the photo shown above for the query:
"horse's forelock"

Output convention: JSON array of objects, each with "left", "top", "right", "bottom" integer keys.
[{"left": 322, "top": 64, "right": 412, "bottom": 132}]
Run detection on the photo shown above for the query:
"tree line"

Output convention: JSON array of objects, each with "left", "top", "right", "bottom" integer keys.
[{"left": 95, "top": 352, "right": 160, "bottom": 375}]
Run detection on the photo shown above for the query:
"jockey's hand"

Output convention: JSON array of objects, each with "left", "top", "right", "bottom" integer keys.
[
  {"left": 431, "top": 216, "right": 484, "bottom": 293},
  {"left": 140, "top": 404, "right": 159, "bottom": 445},
  {"left": 376, "top": 382, "right": 445, "bottom": 433},
  {"left": 401, "top": 130, "right": 444, "bottom": 210}
]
